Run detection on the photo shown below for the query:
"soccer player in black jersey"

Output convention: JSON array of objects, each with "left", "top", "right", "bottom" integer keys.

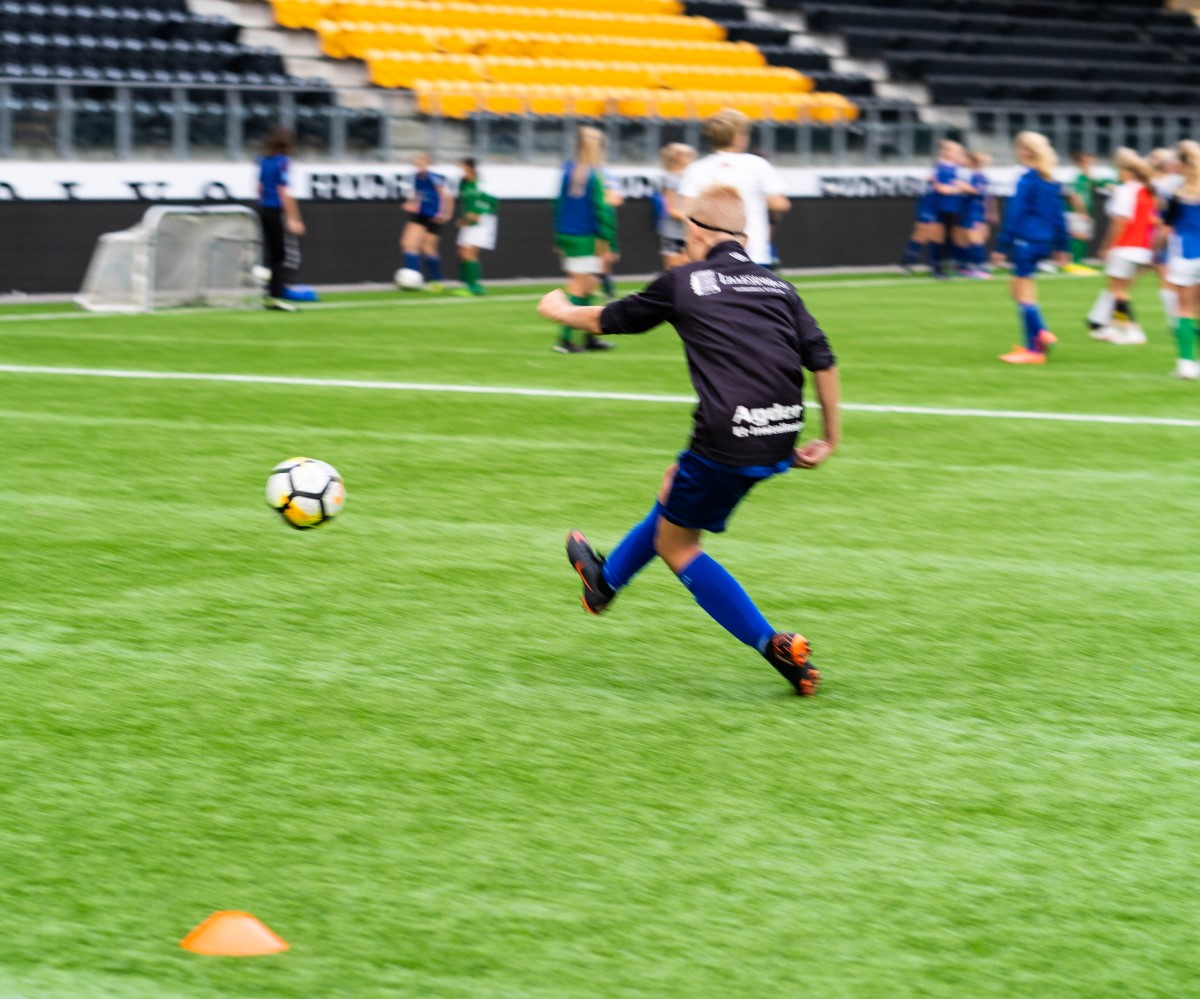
[{"left": 537, "top": 185, "right": 841, "bottom": 696}]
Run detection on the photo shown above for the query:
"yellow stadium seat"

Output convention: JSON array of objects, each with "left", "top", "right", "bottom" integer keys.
[
  {"left": 478, "top": 83, "right": 527, "bottom": 115},
  {"left": 415, "top": 80, "right": 479, "bottom": 118},
  {"left": 525, "top": 84, "right": 566, "bottom": 116},
  {"left": 367, "top": 51, "right": 483, "bottom": 88}
]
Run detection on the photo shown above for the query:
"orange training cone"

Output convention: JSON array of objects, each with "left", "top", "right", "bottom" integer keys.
[{"left": 180, "top": 911, "right": 289, "bottom": 956}]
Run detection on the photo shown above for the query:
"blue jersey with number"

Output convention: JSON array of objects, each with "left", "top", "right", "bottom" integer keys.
[{"left": 413, "top": 170, "right": 443, "bottom": 218}]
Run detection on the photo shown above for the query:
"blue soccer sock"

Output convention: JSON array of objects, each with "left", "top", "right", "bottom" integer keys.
[
  {"left": 424, "top": 255, "right": 443, "bottom": 282},
  {"left": 403, "top": 251, "right": 421, "bottom": 272},
  {"left": 901, "top": 238, "right": 924, "bottom": 266},
  {"left": 602, "top": 502, "right": 663, "bottom": 592},
  {"left": 677, "top": 552, "right": 773, "bottom": 652},
  {"left": 1020, "top": 302, "right": 1045, "bottom": 351},
  {"left": 928, "top": 241, "right": 944, "bottom": 274}
]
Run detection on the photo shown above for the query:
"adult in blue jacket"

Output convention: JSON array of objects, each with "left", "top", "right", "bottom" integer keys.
[{"left": 992, "top": 132, "right": 1070, "bottom": 365}]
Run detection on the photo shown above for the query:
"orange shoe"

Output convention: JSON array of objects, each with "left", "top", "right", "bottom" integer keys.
[
  {"left": 1036, "top": 329, "right": 1058, "bottom": 353},
  {"left": 999, "top": 346, "right": 1047, "bottom": 364}
]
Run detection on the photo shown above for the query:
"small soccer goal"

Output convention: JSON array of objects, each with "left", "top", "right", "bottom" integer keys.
[{"left": 77, "top": 205, "right": 262, "bottom": 313}]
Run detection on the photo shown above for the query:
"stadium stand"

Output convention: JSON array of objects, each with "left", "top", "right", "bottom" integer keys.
[
  {"left": 267, "top": 0, "right": 861, "bottom": 123},
  {"left": 0, "top": 0, "right": 380, "bottom": 156},
  {"left": 768, "top": 0, "right": 1200, "bottom": 108}
]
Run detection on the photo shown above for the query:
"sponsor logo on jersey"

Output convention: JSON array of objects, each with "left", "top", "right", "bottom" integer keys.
[{"left": 690, "top": 270, "right": 721, "bottom": 296}]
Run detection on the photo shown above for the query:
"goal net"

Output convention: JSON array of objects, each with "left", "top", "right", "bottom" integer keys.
[{"left": 77, "top": 205, "right": 262, "bottom": 313}]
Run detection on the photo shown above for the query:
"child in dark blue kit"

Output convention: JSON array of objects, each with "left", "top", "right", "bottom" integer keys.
[
  {"left": 993, "top": 131, "right": 1070, "bottom": 365},
  {"left": 537, "top": 185, "right": 841, "bottom": 696}
]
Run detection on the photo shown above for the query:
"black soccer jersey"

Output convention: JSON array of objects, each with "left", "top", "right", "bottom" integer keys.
[{"left": 599, "top": 241, "right": 836, "bottom": 466}]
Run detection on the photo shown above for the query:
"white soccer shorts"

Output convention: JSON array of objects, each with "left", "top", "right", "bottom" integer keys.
[
  {"left": 1104, "top": 246, "right": 1153, "bottom": 279},
  {"left": 1165, "top": 255, "right": 1200, "bottom": 287},
  {"left": 457, "top": 214, "right": 497, "bottom": 250},
  {"left": 563, "top": 254, "right": 602, "bottom": 275}
]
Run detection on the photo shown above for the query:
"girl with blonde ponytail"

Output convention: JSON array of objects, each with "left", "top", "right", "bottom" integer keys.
[
  {"left": 1086, "top": 147, "right": 1157, "bottom": 344},
  {"left": 991, "top": 132, "right": 1069, "bottom": 365},
  {"left": 1160, "top": 140, "right": 1200, "bottom": 378}
]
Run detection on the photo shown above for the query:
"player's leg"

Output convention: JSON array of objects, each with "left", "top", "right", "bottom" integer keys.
[
  {"left": 400, "top": 221, "right": 424, "bottom": 278},
  {"left": 952, "top": 224, "right": 972, "bottom": 275},
  {"left": 455, "top": 242, "right": 483, "bottom": 296},
  {"left": 1000, "top": 251, "right": 1052, "bottom": 363},
  {"left": 928, "top": 215, "right": 951, "bottom": 277},
  {"left": 654, "top": 518, "right": 817, "bottom": 695},
  {"left": 421, "top": 226, "right": 444, "bottom": 291},
  {"left": 564, "top": 464, "right": 679, "bottom": 614},
  {"left": 1172, "top": 278, "right": 1199, "bottom": 378},
  {"left": 463, "top": 216, "right": 495, "bottom": 294},
  {"left": 900, "top": 220, "right": 926, "bottom": 271},
  {"left": 259, "top": 206, "right": 287, "bottom": 303},
  {"left": 1158, "top": 268, "right": 1178, "bottom": 336},
  {"left": 1087, "top": 261, "right": 1117, "bottom": 336},
  {"left": 1109, "top": 272, "right": 1144, "bottom": 343},
  {"left": 970, "top": 222, "right": 991, "bottom": 276}
]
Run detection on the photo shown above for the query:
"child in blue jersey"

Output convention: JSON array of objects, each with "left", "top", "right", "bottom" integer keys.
[
  {"left": 900, "top": 180, "right": 939, "bottom": 272},
  {"left": 961, "top": 150, "right": 995, "bottom": 279},
  {"left": 399, "top": 152, "right": 454, "bottom": 292},
  {"left": 992, "top": 131, "right": 1070, "bottom": 365},
  {"left": 929, "top": 139, "right": 970, "bottom": 277},
  {"left": 1162, "top": 140, "right": 1200, "bottom": 380},
  {"left": 256, "top": 125, "right": 305, "bottom": 311}
]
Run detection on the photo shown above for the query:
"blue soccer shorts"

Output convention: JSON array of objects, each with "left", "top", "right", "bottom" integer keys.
[
  {"left": 1010, "top": 239, "right": 1053, "bottom": 278},
  {"left": 661, "top": 450, "right": 790, "bottom": 534}
]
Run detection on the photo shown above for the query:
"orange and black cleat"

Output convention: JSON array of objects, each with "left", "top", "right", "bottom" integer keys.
[
  {"left": 763, "top": 633, "right": 821, "bottom": 696},
  {"left": 565, "top": 530, "right": 616, "bottom": 615}
]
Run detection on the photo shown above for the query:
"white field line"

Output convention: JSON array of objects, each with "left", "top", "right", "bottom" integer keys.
[
  {"left": 0, "top": 363, "right": 1197, "bottom": 428},
  {"left": 0, "top": 273, "right": 1093, "bottom": 324}
]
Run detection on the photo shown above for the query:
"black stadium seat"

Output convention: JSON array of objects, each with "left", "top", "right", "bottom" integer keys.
[
  {"left": 757, "top": 45, "right": 831, "bottom": 71},
  {"left": 683, "top": 0, "right": 745, "bottom": 21},
  {"left": 720, "top": 21, "right": 791, "bottom": 46},
  {"left": 806, "top": 70, "right": 874, "bottom": 97}
]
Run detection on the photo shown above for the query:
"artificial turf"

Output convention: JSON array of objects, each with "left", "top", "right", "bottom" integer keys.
[{"left": 0, "top": 272, "right": 1197, "bottom": 997}]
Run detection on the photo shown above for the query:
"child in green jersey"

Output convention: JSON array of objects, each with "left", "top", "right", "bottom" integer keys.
[{"left": 454, "top": 158, "right": 498, "bottom": 297}]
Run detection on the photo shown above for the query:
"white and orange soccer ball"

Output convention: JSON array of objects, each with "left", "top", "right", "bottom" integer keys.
[{"left": 265, "top": 457, "right": 346, "bottom": 530}]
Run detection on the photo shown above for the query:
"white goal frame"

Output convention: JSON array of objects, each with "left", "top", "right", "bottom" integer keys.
[{"left": 77, "top": 204, "right": 262, "bottom": 313}]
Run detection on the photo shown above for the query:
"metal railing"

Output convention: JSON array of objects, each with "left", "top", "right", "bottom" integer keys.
[
  {"left": 0, "top": 78, "right": 383, "bottom": 161},
  {"left": 966, "top": 105, "right": 1200, "bottom": 160},
  {"left": 4, "top": 80, "right": 1198, "bottom": 165}
]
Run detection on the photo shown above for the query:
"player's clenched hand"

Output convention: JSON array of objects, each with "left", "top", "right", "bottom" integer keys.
[
  {"left": 793, "top": 439, "right": 835, "bottom": 469},
  {"left": 537, "top": 289, "right": 572, "bottom": 322}
]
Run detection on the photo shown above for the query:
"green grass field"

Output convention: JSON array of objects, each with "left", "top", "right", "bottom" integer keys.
[{"left": 1, "top": 272, "right": 1198, "bottom": 998}]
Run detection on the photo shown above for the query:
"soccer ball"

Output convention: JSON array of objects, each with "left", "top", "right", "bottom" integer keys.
[
  {"left": 395, "top": 267, "right": 424, "bottom": 291},
  {"left": 265, "top": 457, "right": 346, "bottom": 530},
  {"left": 251, "top": 264, "right": 272, "bottom": 285}
]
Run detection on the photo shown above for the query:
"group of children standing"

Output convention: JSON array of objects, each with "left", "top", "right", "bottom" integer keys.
[
  {"left": 901, "top": 140, "right": 996, "bottom": 280},
  {"left": 902, "top": 133, "right": 1200, "bottom": 379}
]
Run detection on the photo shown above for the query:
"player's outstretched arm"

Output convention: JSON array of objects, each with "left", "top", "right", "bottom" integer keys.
[
  {"left": 537, "top": 289, "right": 604, "bottom": 333},
  {"left": 793, "top": 366, "right": 840, "bottom": 469}
]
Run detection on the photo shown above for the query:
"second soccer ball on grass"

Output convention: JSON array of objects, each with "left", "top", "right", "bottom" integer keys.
[{"left": 395, "top": 268, "right": 425, "bottom": 291}]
